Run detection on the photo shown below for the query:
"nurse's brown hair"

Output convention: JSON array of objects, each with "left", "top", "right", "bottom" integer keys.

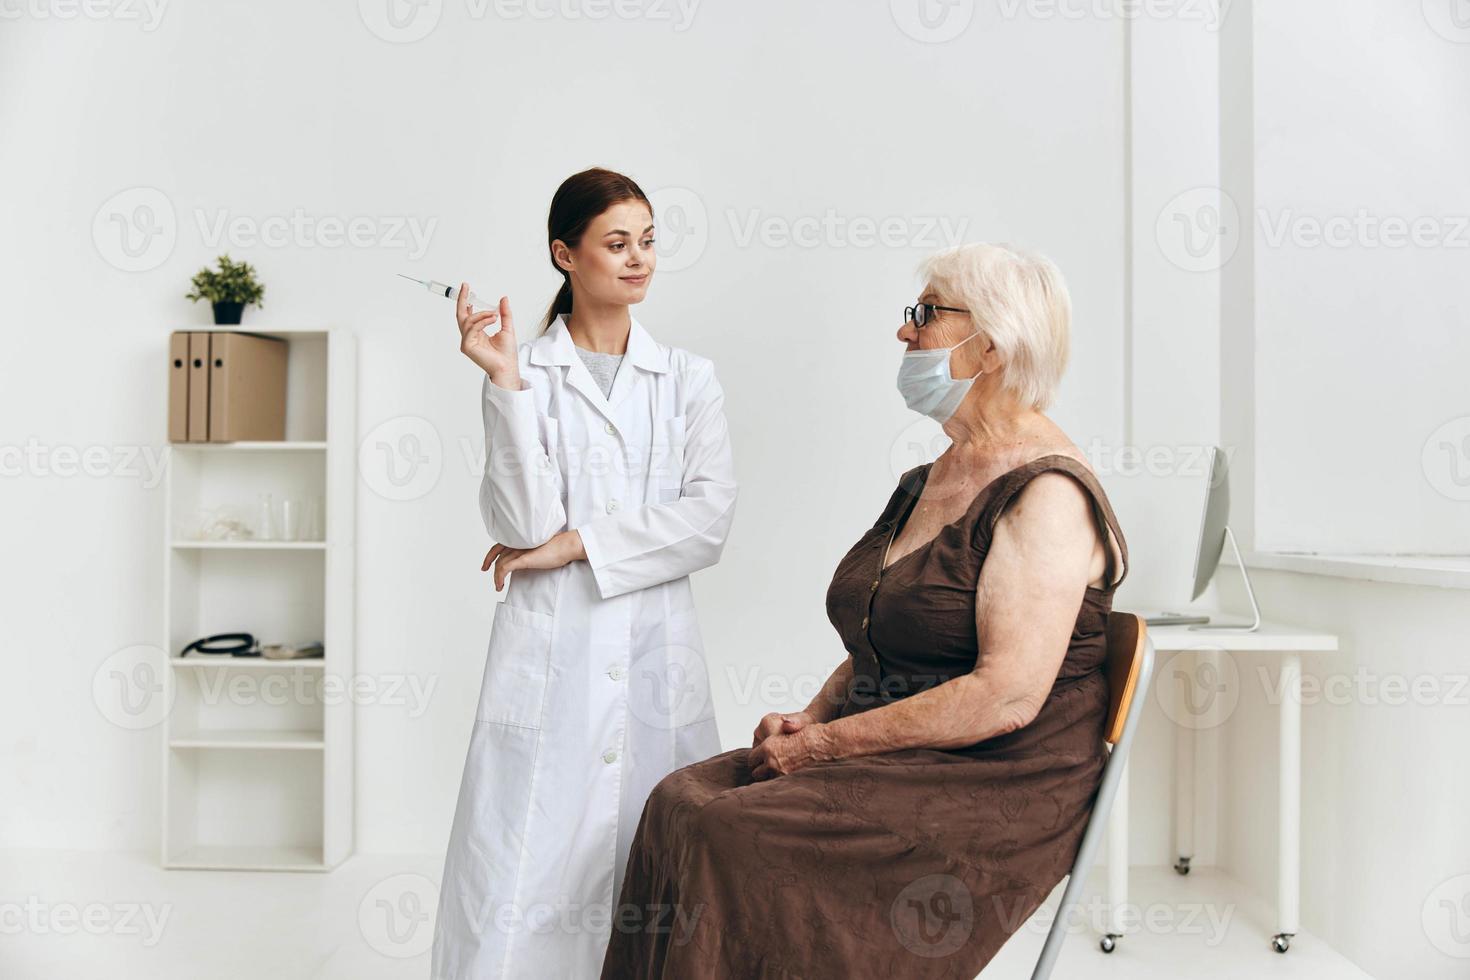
[{"left": 541, "top": 167, "right": 653, "bottom": 334}]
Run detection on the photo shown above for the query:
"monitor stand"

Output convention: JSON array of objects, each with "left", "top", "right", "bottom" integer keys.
[{"left": 1189, "top": 525, "right": 1263, "bottom": 632}]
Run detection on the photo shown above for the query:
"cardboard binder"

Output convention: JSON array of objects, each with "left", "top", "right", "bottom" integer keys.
[
  {"left": 187, "top": 332, "right": 211, "bottom": 441},
  {"left": 168, "top": 332, "right": 190, "bottom": 442},
  {"left": 207, "top": 332, "right": 287, "bottom": 442}
]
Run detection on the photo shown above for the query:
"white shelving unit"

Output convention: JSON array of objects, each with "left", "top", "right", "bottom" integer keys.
[{"left": 160, "top": 327, "right": 356, "bottom": 872}]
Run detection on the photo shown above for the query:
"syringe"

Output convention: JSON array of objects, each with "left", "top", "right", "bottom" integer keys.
[{"left": 397, "top": 274, "right": 493, "bottom": 310}]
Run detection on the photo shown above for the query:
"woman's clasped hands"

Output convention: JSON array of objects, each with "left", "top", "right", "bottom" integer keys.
[{"left": 748, "top": 709, "right": 832, "bottom": 781}]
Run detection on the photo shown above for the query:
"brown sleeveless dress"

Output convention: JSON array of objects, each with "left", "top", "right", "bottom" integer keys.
[{"left": 600, "top": 454, "right": 1130, "bottom": 979}]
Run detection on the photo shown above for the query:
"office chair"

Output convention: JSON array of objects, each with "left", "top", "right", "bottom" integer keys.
[{"left": 1030, "top": 612, "right": 1155, "bottom": 980}]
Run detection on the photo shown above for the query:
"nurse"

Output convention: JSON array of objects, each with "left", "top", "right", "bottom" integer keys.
[{"left": 430, "top": 167, "right": 739, "bottom": 980}]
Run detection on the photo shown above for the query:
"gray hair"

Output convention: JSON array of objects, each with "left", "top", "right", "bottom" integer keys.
[{"left": 917, "top": 243, "right": 1071, "bottom": 411}]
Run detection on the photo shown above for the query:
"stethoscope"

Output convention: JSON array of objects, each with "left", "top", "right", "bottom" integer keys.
[{"left": 178, "top": 632, "right": 259, "bottom": 658}]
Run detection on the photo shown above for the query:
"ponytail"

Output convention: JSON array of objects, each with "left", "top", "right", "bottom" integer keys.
[{"left": 541, "top": 277, "right": 574, "bottom": 334}]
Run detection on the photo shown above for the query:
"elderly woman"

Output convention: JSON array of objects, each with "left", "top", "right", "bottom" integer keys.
[{"left": 599, "top": 243, "right": 1129, "bottom": 979}]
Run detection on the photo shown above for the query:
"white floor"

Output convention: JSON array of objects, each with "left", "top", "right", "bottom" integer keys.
[{"left": 0, "top": 851, "right": 1375, "bottom": 979}]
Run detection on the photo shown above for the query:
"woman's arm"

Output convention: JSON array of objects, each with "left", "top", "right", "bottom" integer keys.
[
  {"left": 478, "top": 365, "right": 569, "bottom": 549},
  {"left": 461, "top": 293, "right": 569, "bottom": 550},
  {"left": 751, "top": 472, "right": 1098, "bottom": 777},
  {"left": 804, "top": 658, "right": 854, "bottom": 722},
  {"left": 575, "top": 356, "right": 739, "bottom": 600}
]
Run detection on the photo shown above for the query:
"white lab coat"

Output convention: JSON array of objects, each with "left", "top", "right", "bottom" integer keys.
[{"left": 431, "top": 313, "right": 737, "bottom": 980}]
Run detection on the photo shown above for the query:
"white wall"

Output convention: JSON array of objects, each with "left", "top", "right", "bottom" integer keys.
[
  {"left": 1250, "top": 0, "right": 1470, "bottom": 555},
  {"left": 0, "top": 1, "right": 1126, "bottom": 854},
  {"left": 1209, "top": 2, "right": 1470, "bottom": 976}
]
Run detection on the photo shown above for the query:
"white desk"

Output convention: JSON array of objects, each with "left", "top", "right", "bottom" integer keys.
[{"left": 1106, "top": 618, "right": 1339, "bottom": 954}]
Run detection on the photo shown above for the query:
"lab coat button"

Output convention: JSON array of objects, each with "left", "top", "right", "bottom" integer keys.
[
  {"left": 609, "top": 664, "right": 626, "bottom": 681},
  {"left": 604, "top": 421, "right": 616, "bottom": 435},
  {"left": 606, "top": 499, "right": 620, "bottom": 513},
  {"left": 602, "top": 749, "right": 619, "bottom": 764}
]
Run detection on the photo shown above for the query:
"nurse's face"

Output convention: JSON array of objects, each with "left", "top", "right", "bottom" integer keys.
[{"left": 557, "top": 199, "right": 657, "bottom": 307}]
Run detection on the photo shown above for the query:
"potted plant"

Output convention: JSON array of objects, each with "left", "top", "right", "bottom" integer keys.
[{"left": 186, "top": 254, "right": 265, "bottom": 325}]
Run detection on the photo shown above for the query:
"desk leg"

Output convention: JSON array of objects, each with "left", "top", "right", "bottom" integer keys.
[
  {"left": 1174, "top": 650, "right": 1196, "bottom": 876},
  {"left": 1275, "top": 651, "right": 1301, "bottom": 953},
  {"left": 1103, "top": 759, "right": 1129, "bottom": 951}
]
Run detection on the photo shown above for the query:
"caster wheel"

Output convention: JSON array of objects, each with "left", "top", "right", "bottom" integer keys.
[
  {"left": 1100, "top": 935, "right": 1118, "bottom": 954},
  {"left": 1174, "top": 857, "right": 1192, "bottom": 876},
  {"left": 1272, "top": 933, "right": 1292, "bottom": 953}
]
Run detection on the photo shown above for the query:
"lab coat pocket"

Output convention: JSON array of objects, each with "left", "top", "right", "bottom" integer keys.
[
  {"left": 652, "top": 415, "right": 686, "bottom": 504},
  {"left": 478, "top": 601, "right": 555, "bottom": 729}
]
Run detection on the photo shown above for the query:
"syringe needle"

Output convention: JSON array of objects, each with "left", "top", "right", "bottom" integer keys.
[{"left": 397, "top": 273, "right": 490, "bottom": 308}]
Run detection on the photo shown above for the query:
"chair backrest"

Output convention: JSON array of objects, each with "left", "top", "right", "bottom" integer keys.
[
  {"left": 1102, "top": 611, "right": 1148, "bottom": 745},
  {"left": 1030, "top": 610, "right": 1154, "bottom": 980}
]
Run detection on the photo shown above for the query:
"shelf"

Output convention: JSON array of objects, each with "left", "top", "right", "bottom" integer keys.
[
  {"left": 170, "top": 441, "right": 327, "bottom": 452},
  {"left": 1245, "top": 551, "right": 1470, "bottom": 590},
  {"left": 171, "top": 656, "right": 325, "bottom": 669},
  {"left": 172, "top": 540, "right": 326, "bottom": 550},
  {"left": 169, "top": 729, "right": 324, "bottom": 750},
  {"left": 162, "top": 326, "right": 355, "bottom": 873},
  {"left": 165, "top": 844, "right": 327, "bottom": 872}
]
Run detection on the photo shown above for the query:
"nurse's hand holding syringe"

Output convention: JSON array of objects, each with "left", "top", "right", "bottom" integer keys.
[
  {"left": 456, "top": 282, "right": 590, "bottom": 589},
  {"left": 455, "top": 284, "right": 522, "bottom": 391}
]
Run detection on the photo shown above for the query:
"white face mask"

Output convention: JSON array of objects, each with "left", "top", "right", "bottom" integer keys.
[{"left": 895, "top": 332, "right": 983, "bottom": 423}]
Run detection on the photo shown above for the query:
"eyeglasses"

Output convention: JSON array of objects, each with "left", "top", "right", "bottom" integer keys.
[{"left": 904, "top": 303, "right": 969, "bottom": 328}]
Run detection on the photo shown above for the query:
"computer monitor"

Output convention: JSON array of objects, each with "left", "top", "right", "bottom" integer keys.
[{"left": 1187, "top": 446, "right": 1262, "bottom": 632}]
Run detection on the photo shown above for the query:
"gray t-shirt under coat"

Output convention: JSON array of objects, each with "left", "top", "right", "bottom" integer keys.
[{"left": 575, "top": 347, "right": 624, "bottom": 398}]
